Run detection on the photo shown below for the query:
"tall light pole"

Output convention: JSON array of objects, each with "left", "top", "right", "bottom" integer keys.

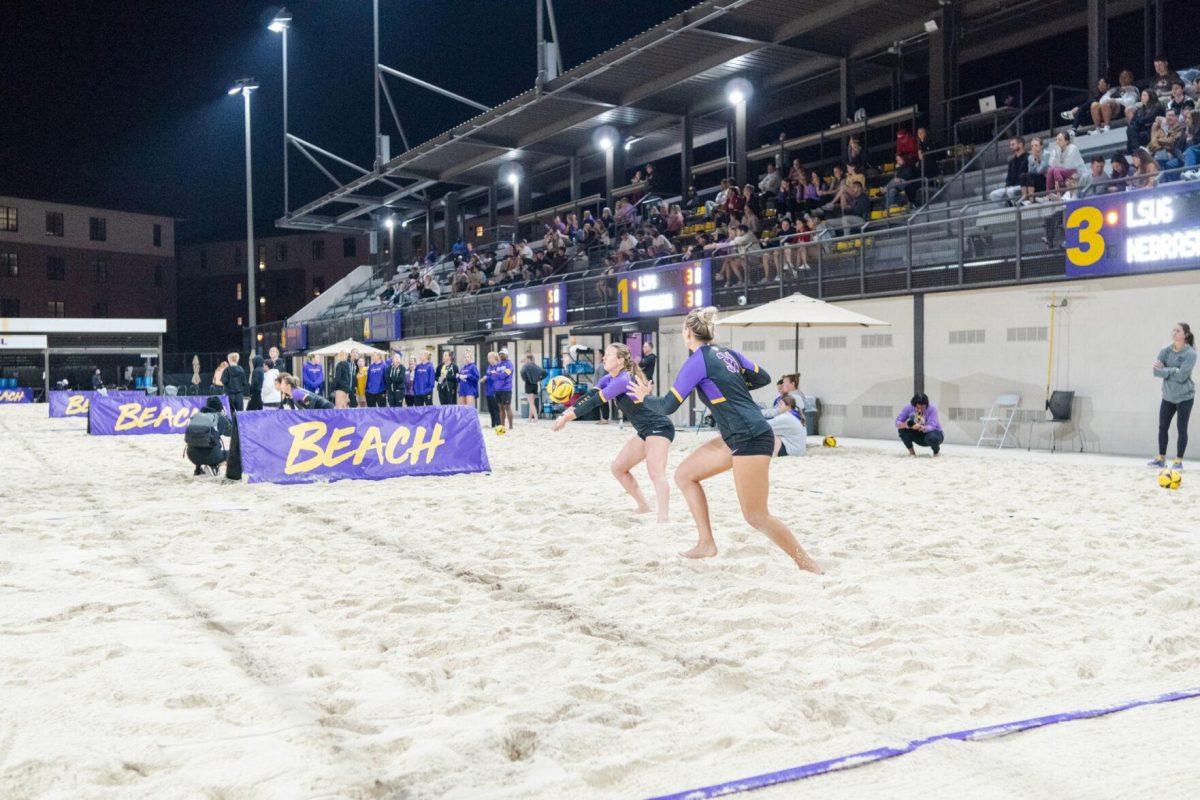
[
  {"left": 269, "top": 9, "right": 291, "bottom": 215},
  {"left": 229, "top": 78, "right": 259, "bottom": 336}
]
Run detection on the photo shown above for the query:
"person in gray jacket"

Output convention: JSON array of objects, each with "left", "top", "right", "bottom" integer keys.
[
  {"left": 1150, "top": 322, "right": 1196, "bottom": 469},
  {"left": 769, "top": 395, "right": 807, "bottom": 456}
]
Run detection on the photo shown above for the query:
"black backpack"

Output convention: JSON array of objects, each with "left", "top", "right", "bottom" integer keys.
[{"left": 185, "top": 411, "right": 223, "bottom": 449}]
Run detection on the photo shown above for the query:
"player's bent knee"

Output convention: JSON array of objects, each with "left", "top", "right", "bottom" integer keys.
[{"left": 743, "top": 511, "right": 771, "bottom": 529}]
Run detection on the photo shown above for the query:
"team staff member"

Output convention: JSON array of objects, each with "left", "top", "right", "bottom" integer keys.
[
  {"left": 491, "top": 350, "right": 515, "bottom": 428},
  {"left": 630, "top": 307, "right": 821, "bottom": 573},
  {"left": 385, "top": 352, "right": 407, "bottom": 407},
  {"left": 437, "top": 352, "right": 459, "bottom": 405},
  {"left": 1151, "top": 322, "right": 1196, "bottom": 469},
  {"left": 278, "top": 373, "right": 335, "bottom": 409},
  {"left": 332, "top": 351, "right": 354, "bottom": 409},
  {"left": 366, "top": 352, "right": 387, "bottom": 407},
  {"left": 554, "top": 343, "right": 674, "bottom": 522},
  {"left": 482, "top": 352, "right": 501, "bottom": 426},
  {"left": 302, "top": 354, "right": 324, "bottom": 394},
  {"left": 223, "top": 352, "right": 248, "bottom": 411},
  {"left": 411, "top": 352, "right": 436, "bottom": 406},
  {"left": 520, "top": 354, "right": 546, "bottom": 421},
  {"left": 639, "top": 341, "right": 657, "bottom": 383},
  {"left": 457, "top": 352, "right": 480, "bottom": 407}
]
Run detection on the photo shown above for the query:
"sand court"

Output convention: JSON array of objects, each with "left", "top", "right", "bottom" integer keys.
[{"left": 1, "top": 403, "right": 1198, "bottom": 799}]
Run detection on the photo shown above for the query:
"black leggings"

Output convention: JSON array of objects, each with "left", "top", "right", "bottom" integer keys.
[
  {"left": 1158, "top": 398, "right": 1193, "bottom": 459},
  {"left": 486, "top": 395, "right": 500, "bottom": 426}
]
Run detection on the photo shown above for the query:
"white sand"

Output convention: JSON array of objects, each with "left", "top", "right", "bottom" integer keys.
[{"left": 1, "top": 405, "right": 1198, "bottom": 800}]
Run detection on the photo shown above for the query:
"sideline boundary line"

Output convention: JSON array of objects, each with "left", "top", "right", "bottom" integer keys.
[{"left": 645, "top": 687, "right": 1200, "bottom": 799}]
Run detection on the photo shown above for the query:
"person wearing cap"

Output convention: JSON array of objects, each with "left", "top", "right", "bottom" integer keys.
[{"left": 183, "top": 396, "right": 233, "bottom": 476}]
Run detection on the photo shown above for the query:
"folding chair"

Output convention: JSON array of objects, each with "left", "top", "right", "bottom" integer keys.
[
  {"left": 1026, "top": 390, "right": 1084, "bottom": 452},
  {"left": 977, "top": 394, "right": 1020, "bottom": 448}
]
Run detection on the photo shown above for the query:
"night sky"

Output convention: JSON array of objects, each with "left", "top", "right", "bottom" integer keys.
[{"left": 2, "top": 1, "right": 1196, "bottom": 245}]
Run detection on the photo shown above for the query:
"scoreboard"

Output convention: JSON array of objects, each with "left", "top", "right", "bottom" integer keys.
[
  {"left": 1065, "top": 181, "right": 1200, "bottom": 277},
  {"left": 615, "top": 259, "right": 712, "bottom": 319},
  {"left": 280, "top": 321, "right": 307, "bottom": 353},
  {"left": 500, "top": 281, "right": 566, "bottom": 328},
  {"left": 362, "top": 309, "right": 402, "bottom": 342}
]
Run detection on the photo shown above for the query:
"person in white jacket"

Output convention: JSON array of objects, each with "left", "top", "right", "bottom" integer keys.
[
  {"left": 1045, "top": 131, "right": 1084, "bottom": 194},
  {"left": 261, "top": 362, "right": 282, "bottom": 408}
]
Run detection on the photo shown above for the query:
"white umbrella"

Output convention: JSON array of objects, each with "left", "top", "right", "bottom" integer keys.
[
  {"left": 716, "top": 293, "right": 890, "bottom": 371},
  {"left": 307, "top": 338, "right": 390, "bottom": 357}
]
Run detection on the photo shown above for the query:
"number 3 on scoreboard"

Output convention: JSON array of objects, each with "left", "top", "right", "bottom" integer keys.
[
  {"left": 501, "top": 295, "right": 514, "bottom": 325},
  {"left": 1065, "top": 206, "right": 1105, "bottom": 268}
]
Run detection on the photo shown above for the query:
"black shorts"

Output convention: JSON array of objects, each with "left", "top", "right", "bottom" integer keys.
[
  {"left": 729, "top": 428, "right": 775, "bottom": 457},
  {"left": 777, "top": 443, "right": 788, "bottom": 457},
  {"left": 523, "top": 383, "right": 539, "bottom": 396},
  {"left": 495, "top": 391, "right": 512, "bottom": 404},
  {"left": 637, "top": 426, "right": 675, "bottom": 443}
]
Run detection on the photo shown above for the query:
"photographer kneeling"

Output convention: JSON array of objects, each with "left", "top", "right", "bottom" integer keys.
[
  {"left": 184, "top": 397, "right": 233, "bottom": 476},
  {"left": 895, "top": 392, "right": 944, "bottom": 457}
]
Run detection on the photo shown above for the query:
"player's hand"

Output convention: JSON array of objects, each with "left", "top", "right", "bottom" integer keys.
[
  {"left": 629, "top": 375, "right": 653, "bottom": 402},
  {"left": 1153, "top": 359, "right": 1165, "bottom": 369},
  {"left": 552, "top": 415, "right": 568, "bottom": 432}
]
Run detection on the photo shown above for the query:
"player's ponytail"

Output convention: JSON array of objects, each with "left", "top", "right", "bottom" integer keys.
[
  {"left": 1180, "top": 322, "right": 1195, "bottom": 348},
  {"left": 685, "top": 306, "right": 718, "bottom": 343}
]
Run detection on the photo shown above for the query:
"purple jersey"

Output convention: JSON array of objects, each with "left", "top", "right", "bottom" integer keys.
[
  {"left": 647, "top": 345, "right": 771, "bottom": 444},
  {"left": 458, "top": 362, "right": 480, "bottom": 396}
]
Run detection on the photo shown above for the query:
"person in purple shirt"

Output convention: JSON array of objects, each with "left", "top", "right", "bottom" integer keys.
[
  {"left": 365, "top": 352, "right": 388, "bottom": 407},
  {"left": 553, "top": 343, "right": 675, "bottom": 522},
  {"left": 301, "top": 354, "right": 324, "bottom": 394},
  {"left": 482, "top": 351, "right": 500, "bottom": 426},
  {"left": 630, "top": 307, "right": 821, "bottom": 574},
  {"left": 490, "top": 350, "right": 515, "bottom": 428},
  {"left": 457, "top": 352, "right": 480, "bottom": 407},
  {"left": 895, "top": 392, "right": 944, "bottom": 456},
  {"left": 411, "top": 352, "right": 436, "bottom": 406}
]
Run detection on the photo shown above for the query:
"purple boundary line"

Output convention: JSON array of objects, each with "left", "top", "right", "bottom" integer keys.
[{"left": 644, "top": 686, "right": 1200, "bottom": 800}]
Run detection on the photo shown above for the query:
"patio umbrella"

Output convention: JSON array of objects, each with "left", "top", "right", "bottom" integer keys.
[
  {"left": 306, "top": 338, "right": 390, "bottom": 357},
  {"left": 716, "top": 293, "right": 891, "bottom": 371}
]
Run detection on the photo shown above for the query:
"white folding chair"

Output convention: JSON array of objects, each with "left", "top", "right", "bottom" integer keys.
[{"left": 977, "top": 394, "right": 1020, "bottom": 448}]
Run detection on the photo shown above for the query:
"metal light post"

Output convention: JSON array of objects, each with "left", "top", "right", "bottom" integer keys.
[
  {"left": 269, "top": 9, "right": 291, "bottom": 214},
  {"left": 229, "top": 78, "right": 260, "bottom": 335}
]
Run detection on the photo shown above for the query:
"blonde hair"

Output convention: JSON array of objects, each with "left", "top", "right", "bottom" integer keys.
[
  {"left": 606, "top": 342, "right": 645, "bottom": 381},
  {"left": 684, "top": 306, "right": 719, "bottom": 343}
]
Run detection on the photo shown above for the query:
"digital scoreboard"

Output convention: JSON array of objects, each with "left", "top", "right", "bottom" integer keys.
[
  {"left": 362, "top": 309, "right": 402, "bottom": 342},
  {"left": 500, "top": 281, "right": 566, "bottom": 328},
  {"left": 280, "top": 321, "right": 307, "bottom": 353},
  {"left": 1065, "top": 181, "right": 1200, "bottom": 277},
  {"left": 615, "top": 259, "right": 712, "bottom": 319}
]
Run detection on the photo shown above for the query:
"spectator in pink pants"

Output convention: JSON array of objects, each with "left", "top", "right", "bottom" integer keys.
[{"left": 1045, "top": 131, "right": 1084, "bottom": 193}]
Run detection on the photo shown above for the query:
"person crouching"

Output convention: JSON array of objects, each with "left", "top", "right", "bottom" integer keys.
[
  {"left": 184, "top": 396, "right": 233, "bottom": 476},
  {"left": 895, "top": 392, "right": 944, "bottom": 456}
]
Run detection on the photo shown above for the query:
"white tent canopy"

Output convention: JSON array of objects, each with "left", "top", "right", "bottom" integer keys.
[
  {"left": 716, "top": 294, "right": 890, "bottom": 370},
  {"left": 306, "top": 338, "right": 390, "bottom": 357}
]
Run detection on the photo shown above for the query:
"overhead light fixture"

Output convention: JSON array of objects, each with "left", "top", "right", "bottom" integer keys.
[
  {"left": 924, "top": 19, "right": 939, "bottom": 33},
  {"left": 227, "top": 78, "right": 259, "bottom": 96},
  {"left": 268, "top": 8, "right": 292, "bottom": 32},
  {"left": 500, "top": 163, "right": 525, "bottom": 186},
  {"left": 726, "top": 77, "right": 753, "bottom": 106},
  {"left": 385, "top": 217, "right": 395, "bottom": 230},
  {"left": 593, "top": 124, "right": 619, "bottom": 153}
]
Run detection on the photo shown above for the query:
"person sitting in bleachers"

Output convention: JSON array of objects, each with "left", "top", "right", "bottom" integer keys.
[
  {"left": 1166, "top": 81, "right": 1194, "bottom": 116},
  {"left": 801, "top": 170, "right": 822, "bottom": 210},
  {"left": 1091, "top": 70, "right": 1140, "bottom": 133},
  {"left": 895, "top": 126, "right": 920, "bottom": 166},
  {"left": 989, "top": 135, "right": 1028, "bottom": 204},
  {"left": 1149, "top": 109, "right": 1185, "bottom": 175},
  {"left": 826, "top": 181, "right": 871, "bottom": 236},
  {"left": 885, "top": 151, "right": 920, "bottom": 209},
  {"left": 775, "top": 179, "right": 798, "bottom": 219},
  {"left": 1131, "top": 147, "right": 1160, "bottom": 189},
  {"left": 1180, "top": 111, "right": 1200, "bottom": 180},
  {"left": 846, "top": 136, "right": 870, "bottom": 174},
  {"left": 758, "top": 163, "right": 781, "bottom": 194},
  {"left": 1127, "top": 89, "right": 1164, "bottom": 154},
  {"left": 682, "top": 186, "right": 703, "bottom": 212},
  {"left": 1103, "top": 153, "right": 1131, "bottom": 192},
  {"left": 666, "top": 204, "right": 684, "bottom": 236},
  {"left": 1150, "top": 56, "right": 1182, "bottom": 100},
  {"left": 787, "top": 158, "right": 805, "bottom": 186},
  {"left": 1061, "top": 78, "right": 1109, "bottom": 133},
  {"left": 1019, "top": 137, "right": 1049, "bottom": 205},
  {"left": 1046, "top": 131, "right": 1084, "bottom": 194}
]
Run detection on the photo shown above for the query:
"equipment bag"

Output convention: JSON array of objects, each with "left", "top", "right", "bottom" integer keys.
[{"left": 184, "top": 412, "right": 222, "bottom": 449}]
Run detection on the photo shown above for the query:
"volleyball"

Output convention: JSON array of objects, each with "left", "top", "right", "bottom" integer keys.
[
  {"left": 494, "top": 425, "right": 507, "bottom": 436},
  {"left": 823, "top": 436, "right": 838, "bottom": 448},
  {"left": 1157, "top": 468, "right": 1182, "bottom": 490},
  {"left": 546, "top": 375, "right": 575, "bottom": 404}
]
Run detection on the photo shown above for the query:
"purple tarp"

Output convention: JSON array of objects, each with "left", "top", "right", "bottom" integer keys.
[
  {"left": 0, "top": 388, "right": 33, "bottom": 403},
  {"left": 49, "top": 390, "right": 146, "bottom": 417},
  {"left": 88, "top": 394, "right": 230, "bottom": 435}
]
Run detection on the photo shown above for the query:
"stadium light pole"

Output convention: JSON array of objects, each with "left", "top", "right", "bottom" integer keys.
[
  {"left": 229, "top": 78, "right": 260, "bottom": 336},
  {"left": 269, "top": 9, "right": 291, "bottom": 215}
]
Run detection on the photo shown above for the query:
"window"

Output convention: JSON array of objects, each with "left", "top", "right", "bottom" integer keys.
[
  {"left": 778, "top": 339, "right": 803, "bottom": 351},
  {"left": 273, "top": 272, "right": 289, "bottom": 295},
  {"left": 313, "top": 275, "right": 326, "bottom": 296},
  {"left": 47, "top": 300, "right": 65, "bottom": 317},
  {"left": 0, "top": 206, "right": 17, "bottom": 232},
  {"left": 312, "top": 240, "right": 326, "bottom": 260},
  {"left": 153, "top": 223, "right": 162, "bottom": 247},
  {"left": 948, "top": 407, "right": 984, "bottom": 421},
  {"left": 0, "top": 297, "right": 19, "bottom": 316},
  {"left": 741, "top": 340, "right": 765, "bottom": 352},
  {"left": 343, "top": 237, "right": 357, "bottom": 258},
  {"left": 46, "top": 256, "right": 66, "bottom": 281},
  {"left": 1006, "top": 326, "right": 1048, "bottom": 342},
  {"left": 199, "top": 249, "right": 208, "bottom": 270},
  {"left": 89, "top": 216, "right": 107, "bottom": 241},
  {"left": 45, "top": 212, "right": 64, "bottom": 237},
  {"left": 949, "top": 329, "right": 986, "bottom": 345},
  {"left": 236, "top": 316, "right": 243, "bottom": 327},
  {"left": 277, "top": 242, "right": 289, "bottom": 261},
  {"left": 861, "top": 334, "right": 893, "bottom": 348},
  {"left": 91, "top": 302, "right": 108, "bottom": 317},
  {"left": 861, "top": 405, "right": 893, "bottom": 418},
  {"left": 154, "top": 264, "right": 164, "bottom": 287},
  {"left": 822, "top": 404, "right": 847, "bottom": 417},
  {"left": 92, "top": 260, "right": 108, "bottom": 282},
  {"left": 819, "top": 336, "right": 847, "bottom": 349},
  {"left": 257, "top": 245, "right": 266, "bottom": 271},
  {"left": 236, "top": 281, "right": 243, "bottom": 301},
  {"left": 0, "top": 252, "right": 16, "bottom": 277}
]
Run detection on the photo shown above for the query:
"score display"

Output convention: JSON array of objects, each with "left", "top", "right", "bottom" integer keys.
[
  {"left": 1065, "top": 181, "right": 1200, "bottom": 277},
  {"left": 615, "top": 259, "right": 712, "bottom": 318},
  {"left": 500, "top": 281, "right": 566, "bottom": 328}
]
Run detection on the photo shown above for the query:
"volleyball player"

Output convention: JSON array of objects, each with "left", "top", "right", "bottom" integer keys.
[
  {"left": 630, "top": 307, "right": 822, "bottom": 573},
  {"left": 457, "top": 352, "right": 480, "bottom": 407},
  {"left": 553, "top": 343, "right": 674, "bottom": 522}
]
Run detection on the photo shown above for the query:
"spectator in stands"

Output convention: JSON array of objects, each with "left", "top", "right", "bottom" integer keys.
[
  {"left": 763, "top": 217, "right": 794, "bottom": 282},
  {"left": 915, "top": 127, "right": 937, "bottom": 178},
  {"left": 1131, "top": 147, "right": 1160, "bottom": 188},
  {"left": 648, "top": 230, "right": 675, "bottom": 258},
  {"left": 1166, "top": 81, "right": 1194, "bottom": 116},
  {"left": 724, "top": 181, "right": 746, "bottom": 219},
  {"left": 682, "top": 186, "right": 702, "bottom": 212},
  {"left": 647, "top": 203, "right": 668, "bottom": 234},
  {"left": 1046, "top": 131, "right": 1084, "bottom": 193},
  {"left": 758, "top": 163, "right": 781, "bottom": 194},
  {"left": 1127, "top": 89, "right": 1164, "bottom": 154},
  {"left": 742, "top": 183, "right": 764, "bottom": 219},
  {"left": 1092, "top": 70, "right": 1139, "bottom": 132},
  {"left": 424, "top": 243, "right": 440, "bottom": 264},
  {"left": 1150, "top": 57, "right": 1182, "bottom": 99},
  {"left": 466, "top": 261, "right": 485, "bottom": 292},
  {"left": 91, "top": 367, "right": 103, "bottom": 391},
  {"left": 828, "top": 181, "right": 870, "bottom": 236},
  {"left": 895, "top": 126, "right": 920, "bottom": 166},
  {"left": 1019, "top": 137, "right": 1049, "bottom": 204},
  {"left": 896, "top": 393, "right": 943, "bottom": 456},
  {"left": 223, "top": 352, "right": 247, "bottom": 411},
  {"left": 788, "top": 158, "right": 805, "bottom": 185},
  {"left": 332, "top": 350, "right": 353, "bottom": 408},
  {"left": 451, "top": 238, "right": 468, "bottom": 258},
  {"left": 819, "top": 164, "right": 846, "bottom": 207},
  {"left": 714, "top": 178, "right": 731, "bottom": 209},
  {"left": 1104, "top": 153, "right": 1130, "bottom": 191},
  {"left": 667, "top": 204, "right": 684, "bottom": 235},
  {"left": 1043, "top": 168, "right": 1094, "bottom": 247},
  {"left": 1061, "top": 77, "right": 1109, "bottom": 133},
  {"left": 385, "top": 352, "right": 406, "bottom": 406},
  {"left": 801, "top": 170, "right": 822, "bottom": 210},
  {"left": 717, "top": 225, "right": 756, "bottom": 285},
  {"left": 775, "top": 178, "right": 797, "bottom": 218},
  {"left": 885, "top": 151, "right": 920, "bottom": 209},
  {"left": 846, "top": 136, "right": 870, "bottom": 173},
  {"left": 1180, "top": 111, "right": 1200, "bottom": 180},
  {"left": 988, "top": 135, "right": 1028, "bottom": 204},
  {"left": 615, "top": 197, "right": 637, "bottom": 229},
  {"left": 419, "top": 273, "right": 442, "bottom": 299},
  {"left": 742, "top": 203, "right": 761, "bottom": 235},
  {"left": 644, "top": 163, "right": 660, "bottom": 196},
  {"left": 1149, "top": 109, "right": 1185, "bottom": 175},
  {"left": 599, "top": 207, "right": 616, "bottom": 238}
]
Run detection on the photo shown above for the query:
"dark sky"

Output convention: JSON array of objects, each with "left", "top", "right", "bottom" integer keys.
[{"left": 1, "top": 0, "right": 695, "bottom": 243}]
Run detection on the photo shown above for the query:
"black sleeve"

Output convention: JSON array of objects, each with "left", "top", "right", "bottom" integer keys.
[
  {"left": 570, "top": 388, "right": 603, "bottom": 418},
  {"left": 744, "top": 363, "right": 772, "bottom": 390}
]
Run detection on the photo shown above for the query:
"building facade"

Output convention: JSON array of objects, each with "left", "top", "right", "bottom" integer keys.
[
  {"left": 0, "top": 195, "right": 177, "bottom": 346},
  {"left": 175, "top": 231, "right": 371, "bottom": 353}
]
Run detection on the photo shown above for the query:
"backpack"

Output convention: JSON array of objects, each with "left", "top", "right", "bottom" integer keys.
[{"left": 185, "top": 411, "right": 222, "bottom": 449}]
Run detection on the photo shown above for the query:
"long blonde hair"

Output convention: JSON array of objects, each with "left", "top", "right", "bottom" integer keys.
[
  {"left": 684, "top": 306, "right": 718, "bottom": 343},
  {"left": 607, "top": 342, "right": 645, "bottom": 381}
]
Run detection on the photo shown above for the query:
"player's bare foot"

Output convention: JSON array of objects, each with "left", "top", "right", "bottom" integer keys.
[
  {"left": 794, "top": 553, "right": 824, "bottom": 574},
  {"left": 679, "top": 542, "right": 718, "bottom": 559},
  {"left": 634, "top": 504, "right": 653, "bottom": 515},
  {"left": 656, "top": 512, "right": 669, "bottom": 524}
]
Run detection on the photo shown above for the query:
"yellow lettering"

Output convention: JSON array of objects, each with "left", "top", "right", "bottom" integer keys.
[
  {"left": 170, "top": 407, "right": 195, "bottom": 428},
  {"left": 114, "top": 403, "right": 145, "bottom": 431},
  {"left": 65, "top": 395, "right": 89, "bottom": 415},
  {"left": 406, "top": 424, "right": 446, "bottom": 465},
  {"left": 324, "top": 426, "right": 357, "bottom": 467},
  {"left": 284, "top": 421, "right": 329, "bottom": 474},
  {"left": 352, "top": 426, "right": 386, "bottom": 466},
  {"left": 385, "top": 426, "right": 412, "bottom": 463}
]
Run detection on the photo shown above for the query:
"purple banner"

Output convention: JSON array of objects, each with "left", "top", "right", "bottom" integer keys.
[
  {"left": 49, "top": 390, "right": 146, "bottom": 418},
  {"left": 0, "top": 388, "right": 33, "bottom": 404},
  {"left": 88, "top": 394, "right": 230, "bottom": 435},
  {"left": 233, "top": 405, "right": 490, "bottom": 485}
]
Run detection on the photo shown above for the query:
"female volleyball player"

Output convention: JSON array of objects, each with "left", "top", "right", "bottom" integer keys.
[
  {"left": 553, "top": 343, "right": 674, "bottom": 522},
  {"left": 1150, "top": 321, "right": 1196, "bottom": 469},
  {"left": 630, "top": 307, "right": 822, "bottom": 573},
  {"left": 457, "top": 352, "right": 480, "bottom": 407}
]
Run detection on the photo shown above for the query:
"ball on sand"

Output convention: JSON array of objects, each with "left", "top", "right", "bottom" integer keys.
[
  {"left": 823, "top": 436, "right": 838, "bottom": 448},
  {"left": 494, "top": 425, "right": 507, "bottom": 436},
  {"left": 1157, "top": 468, "right": 1182, "bottom": 490}
]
